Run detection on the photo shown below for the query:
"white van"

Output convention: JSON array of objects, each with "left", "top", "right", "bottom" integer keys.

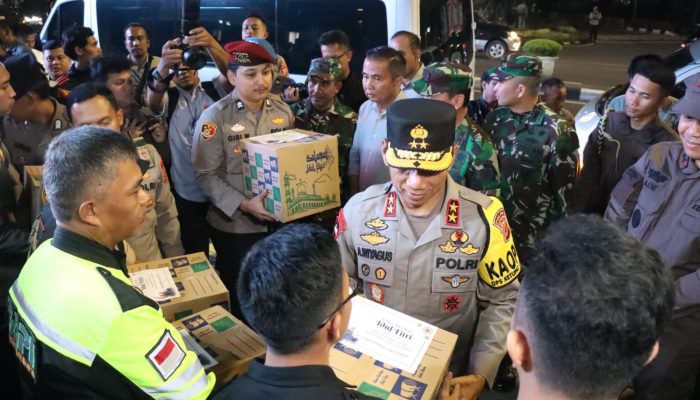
[{"left": 40, "top": 0, "right": 425, "bottom": 82}]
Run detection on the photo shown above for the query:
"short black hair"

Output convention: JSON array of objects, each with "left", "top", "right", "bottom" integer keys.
[
  {"left": 318, "top": 29, "right": 351, "bottom": 49},
  {"left": 632, "top": 59, "right": 676, "bottom": 98},
  {"left": 366, "top": 46, "right": 406, "bottom": 80},
  {"left": 91, "top": 56, "right": 131, "bottom": 83},
  {"left": 391, "top": 31, "right": 421, "bottom": 50},
  {"left": 541, "top": 77, "right": 565, "bottom": 91},
  {"left": 515, "top": 214, "right": 675, "bottom": 400},
  {"left": 15, "top": 24, "right": 35, "bottom": 37},
  {"left": 123, "top": 22, "right": 149, "bottom": 39},
  {"left": 42, "top": 39, "right": 63, "bottom": 51},
  {"left": 62, "top": 26, "right": 95, "bottom": 60},
  {"left": 238, "top": 223, "right": 343, "bottom": 355},
  {"left": 43, "top": 126, "right": 137, "bottom": 222},
  {"left": 243, "top": 14, "right": 268, "bottom": 28},
  {"left": 66, "top": 83, "right": 120, "bottom": 122},
  {"left": 627, "top": 53, "right": 664, "bottom": 79}
]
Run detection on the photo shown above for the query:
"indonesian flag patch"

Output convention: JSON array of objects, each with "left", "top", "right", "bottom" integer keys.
[{"left": 146, "top": 330, "right": 185, "bottom": 380}]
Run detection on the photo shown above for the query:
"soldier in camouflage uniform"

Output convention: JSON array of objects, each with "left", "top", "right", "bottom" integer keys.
[
  {"left": 411, "top": 62, "right": 500, "bottom": 195},
  {"left": 484, "top": 55, "right": 579, "bottom": 265},
  {"left": 291, "top": 57, "right": 357, "bottom": 203}
]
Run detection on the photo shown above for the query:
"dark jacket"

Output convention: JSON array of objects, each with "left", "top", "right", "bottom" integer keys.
[
  {"left": 575, "top": 111, "right": 678, "bottom": 215},
  {"left": 215, "top": 360, "right": 379, "bottom": 400},
  {"left": 339, "top": 70, "right": 367, "bottom": 113}
]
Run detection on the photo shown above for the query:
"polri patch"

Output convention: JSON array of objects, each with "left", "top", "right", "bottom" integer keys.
[
  {"left": 201, "top": 121, "right": 217, "bottom": 141},
  {"left": 146, "top": 330, "right": 185, "bottom": 380},
  {"left": 492, "top": 208, "right": 511, "bottom": 243}
]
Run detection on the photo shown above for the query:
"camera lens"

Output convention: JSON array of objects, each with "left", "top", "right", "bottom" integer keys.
[{"left": 183, "top": 46, "right": 207, "bottom": 70}]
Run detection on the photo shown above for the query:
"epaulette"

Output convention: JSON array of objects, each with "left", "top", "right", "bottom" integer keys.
[{"left": 458, "top": 186, "right": 491, "bottom": 209}]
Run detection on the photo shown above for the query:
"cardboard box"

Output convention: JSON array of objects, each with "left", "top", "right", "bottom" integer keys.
[
  {"left": 127, "top": 252, "right": 230, "bottom": 321},
  {"left": 329, "top": 304, "right": 457, "bottom": 400},
  {"left": 23, "top": 165, "right": 45, "bottom": 222},
  {"left": 241, "top": 129, "right": 340, "bottom": 223},
  {"left": 172, "top": 306, "right": 266, "bottom": 385}
]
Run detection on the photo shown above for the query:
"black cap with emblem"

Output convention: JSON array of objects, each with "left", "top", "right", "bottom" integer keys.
[{"left": 385, "top": 98, "right": 456, "bottom": 171}]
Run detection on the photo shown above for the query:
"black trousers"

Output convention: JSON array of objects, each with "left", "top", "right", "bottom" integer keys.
[
  {"left": 634, "top": 310, "right": 700, "bottom": 400},
  {"left": 173, "top": 191, "right": 211, "bottom": 256},
  {"left": 209, "top": 227, "right": 267, "bottom": 322}
]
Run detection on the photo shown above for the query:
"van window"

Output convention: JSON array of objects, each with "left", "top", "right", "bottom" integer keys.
[
  {"left": 276, "top": 0, "right": 387, "bottom": 76},
  {"left": 43, "top": 0, "right": 84, "bottom": 41}
]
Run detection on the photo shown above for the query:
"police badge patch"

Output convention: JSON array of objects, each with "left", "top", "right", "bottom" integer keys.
[{"left": 201, "top": 121, "right": 218, "bottom": 141}]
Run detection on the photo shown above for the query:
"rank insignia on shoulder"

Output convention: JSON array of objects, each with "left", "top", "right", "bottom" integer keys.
[
  {"left": 365, "top": 218, "right": 388, "bottom": 230},
  {"left": 201, "top": 121, "right": 217, "bottom": 141},
  {"left": 384, "top": 192, "right": 397, "bottom": 217},
  {"left": 54, "top": 119, "right": 62, "bottom": 131},
  {"left": 265, "top": 98, "right": 272, "bottom": 107},
  {"left": 446, "top": 199, "right": 460, "bottom": 225},
  {"left": 360, "top": 231, "right": 390, "bottom": 246}
]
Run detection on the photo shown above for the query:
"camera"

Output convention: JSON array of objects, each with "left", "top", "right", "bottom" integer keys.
[
  {"left": 177, "top": 0, "right": 207, "bottom": 70},
  {"left": 277, "top": 76, "right": 309, "bottom": 99}
]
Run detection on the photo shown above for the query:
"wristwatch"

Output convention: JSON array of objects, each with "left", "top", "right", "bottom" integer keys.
[{"left": 151, "top": 67, "right": 174, "bottom": 84}]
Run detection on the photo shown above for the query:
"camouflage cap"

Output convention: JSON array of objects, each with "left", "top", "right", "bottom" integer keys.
[
  {"left": 410, "top": 62, "right": 473, "bottom": 97},
  {"left": 493, "top": 54, "right": 542, "bottom": 80},
  {"left": 307, "top": 57, "right": 342, "bottom": 82},
  {"left": 670, "top": 72, "right": 700, "bottom": 120}
]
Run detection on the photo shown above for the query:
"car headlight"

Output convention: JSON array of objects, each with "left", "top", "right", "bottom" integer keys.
[{"left": 508, "top": 31, "right": 520, "bottom": 40}]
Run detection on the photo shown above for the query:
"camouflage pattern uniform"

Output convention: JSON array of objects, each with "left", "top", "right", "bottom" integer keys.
[
  {"left": 409, "top": 62, "right": 500, "bottom": 195},
  {"left": 290, "top": 57, "right": 358, "bottom": 205},
  {"left": 484, "top": 55, "right": 579, "bottom": 264}
]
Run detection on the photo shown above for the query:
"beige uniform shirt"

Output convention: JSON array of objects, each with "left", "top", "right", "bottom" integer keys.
[
  {"left": 336, "top": 177, "right": 521, "bottom": 384},
  {"left": 127, "top": 138, "right": 184, "bottom": 262},
  {"left": 191, "top": 90, "right": 294, "bottom": 234}
]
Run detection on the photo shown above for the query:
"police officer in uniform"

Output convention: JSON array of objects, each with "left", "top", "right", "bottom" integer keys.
[
  {"left": 606, "top": 72, "right": 700, "bottom": 400},
  {"left": 8, "top": 127, "right": 214, "bottom": 399},
  {"left": 192, "top": 41, "right": 294, "bottom": 319},
  {"left": 2, "top": 54, "right": 70, "bottom": 171},
  {"left": 336, "top": 98, "right": 520, "bottom": 399}
]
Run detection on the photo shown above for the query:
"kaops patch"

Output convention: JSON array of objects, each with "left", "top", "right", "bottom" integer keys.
[
  {"left": 360, "top": 231, "right": 390, "bottom": 246},
  {"left": 146, "top": 330, "right": 185, "bottom": 380},
  {"left": 442, "top": 295, "right": 461, "bottom": 312},
  {"left": 492, "top": 208, "right": 511, "bottom": 243},
  {"left": 384, "top": 192, "right": 397, "bottom": 217},
  {"left": 201, "top": 121, "right": 218, "bottom": 141},
  {"left": 333, "top": 208, "right": 346, "bottom": 240},
  {"left": 368, "top": 283, "right": 385, "bottom": 304}
]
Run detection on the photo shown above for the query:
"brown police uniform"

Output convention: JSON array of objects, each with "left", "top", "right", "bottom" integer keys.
[{"left": 335, "top": 99, "right": 520, "bottom": 385}]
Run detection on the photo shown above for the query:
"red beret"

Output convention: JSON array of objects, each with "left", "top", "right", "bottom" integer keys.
[{"left": 223, "top": 41, "right": 275, "bottom": 66}]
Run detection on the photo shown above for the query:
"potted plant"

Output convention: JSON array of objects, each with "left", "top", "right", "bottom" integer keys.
[{"left": 523, "top": 39, "right": 563, "bottom": 77}]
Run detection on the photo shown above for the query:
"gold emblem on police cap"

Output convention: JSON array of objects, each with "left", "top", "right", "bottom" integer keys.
[{"left": 409, "top": 124, "right": 429, "bottom": 150}]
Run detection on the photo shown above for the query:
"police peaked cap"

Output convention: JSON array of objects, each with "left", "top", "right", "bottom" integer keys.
[
  {"left": 385, "top": 99, "right": 456, "bottom": 171},
  {"left": 224, "top": 41, "right": 275, "bottom": 66}
]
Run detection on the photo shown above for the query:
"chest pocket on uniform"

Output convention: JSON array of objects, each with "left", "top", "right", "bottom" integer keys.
[
  {"left": 509, "top": 128, "right": 549, "bottom": 184},
  {"left": 680, "top": 201, "right": 700, "bottom": 234},
  {"left": 629, "top": 180, "right": 667, "bottom": 233},
  {"left": 226, "top": 132, "right": 249, "bottom": 175}
]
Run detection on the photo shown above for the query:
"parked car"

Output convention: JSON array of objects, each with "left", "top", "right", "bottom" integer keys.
[
  {"left": 474, "top": 16, "right": 521, "bottom": 59},
  {"left": 574, "top": 39, "right": 700, "bottom": 159}
]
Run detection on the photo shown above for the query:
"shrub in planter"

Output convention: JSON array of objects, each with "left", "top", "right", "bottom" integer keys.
[
  {"left": 523, "top": 39, "right": 562, "bottom": 57},
  {"left": 557, "top": 26, "right": 578, "bottom": 34}
]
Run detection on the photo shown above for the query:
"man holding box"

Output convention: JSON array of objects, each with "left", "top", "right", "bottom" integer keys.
[
  {"left": 336, "top": 98, "right": 520, "bottom": 399},
  {"left": 192, "top": 40, "right": 293, "bottom": 320},
  {"left": 7, "top": 126, "right": 215, "bottom": 399}
]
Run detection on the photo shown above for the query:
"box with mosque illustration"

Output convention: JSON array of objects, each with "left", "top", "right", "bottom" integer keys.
[
  {"left": 23, "top": 165, "right": 46, "bottom": 222},
  {"left": 127, "top": 252, "right": 230, "bottom": 322},
  {"left": 241, "top": 129, "right": 340, "bottom": 223},
  {"left": 172, "top": 306, "right": 266, "bottom": 385}
]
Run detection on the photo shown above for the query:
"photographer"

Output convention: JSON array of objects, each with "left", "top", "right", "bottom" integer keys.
[{"left": 146, "top": 26, "right": 231, "bottom": 255}]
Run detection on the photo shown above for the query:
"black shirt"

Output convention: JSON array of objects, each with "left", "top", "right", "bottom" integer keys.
[
  {"left": 467, "top": 97, "right": 493, "bottom": 127},
  {"left": 339, "top": 70, "right": 367, "bottom": 113},
  {"left": 214, "top": 359, "right": 379, "bottom": 400},
  {"left": 64, "top": 64, "right": 92, "bottom": 90}
]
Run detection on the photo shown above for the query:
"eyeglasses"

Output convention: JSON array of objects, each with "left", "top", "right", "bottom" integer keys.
[
  {"left": 176, "top": 68, "right": 195, "bottom": 74},
  {"left": 317, "top": 279, "right": 361, "bottom": 329}
]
